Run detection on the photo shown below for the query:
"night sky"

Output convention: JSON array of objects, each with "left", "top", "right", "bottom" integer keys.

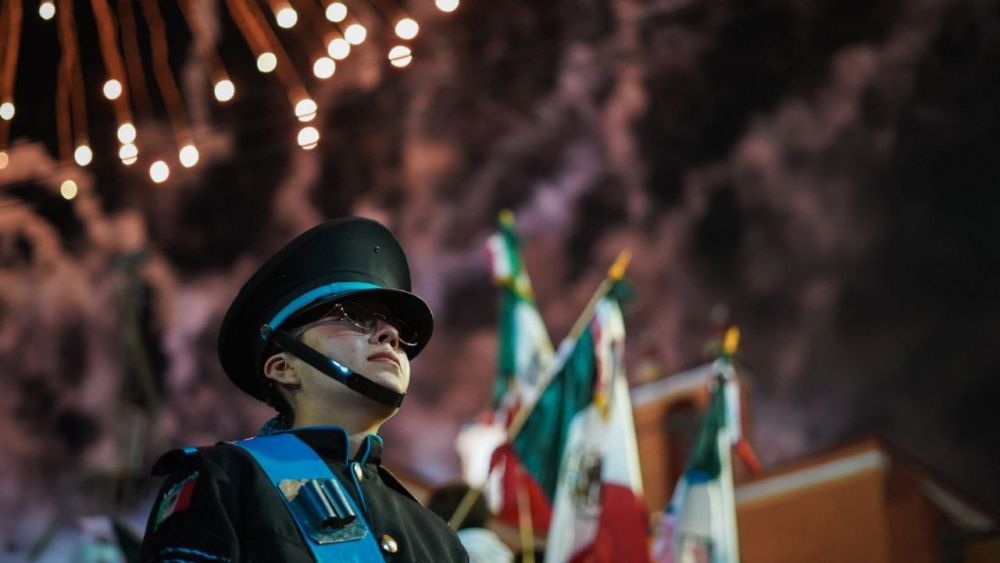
[{"left": 1, "top": 0, "right": 999, "bottom": 549}]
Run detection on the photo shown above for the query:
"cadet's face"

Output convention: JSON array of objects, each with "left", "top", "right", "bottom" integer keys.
[{"left": 296, "top": 312, "right": 412, "bottom": 400}]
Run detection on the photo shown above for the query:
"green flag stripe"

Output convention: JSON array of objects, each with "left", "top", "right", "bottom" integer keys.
[
  {"left": 493, "top": 288, "right": 521, "bottom": 405},
  {"left": 499, "top": 221, "right": 522, "bottom": 278},
  {"left": 684, "top": 378, "right": 726, "bottom": 480},
  {"left": 512, "top": 327, "right": 597, "bottom": 500}
]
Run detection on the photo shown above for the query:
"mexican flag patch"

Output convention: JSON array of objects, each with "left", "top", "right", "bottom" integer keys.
[{"left": 155, "top": 471, "right": 199, "bottom": 529}]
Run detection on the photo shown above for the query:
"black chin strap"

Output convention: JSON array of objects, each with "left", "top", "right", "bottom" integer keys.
[{"left": 263, "top": 326, "right": 406, "bottom": 408}]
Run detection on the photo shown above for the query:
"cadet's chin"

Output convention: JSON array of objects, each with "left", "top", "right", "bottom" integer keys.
[
  {"left": 373, "top": 379, "right": 409, "bottom": 399},
  {"left": 363, "top": 364, "right": 409, "bottom": 395}
]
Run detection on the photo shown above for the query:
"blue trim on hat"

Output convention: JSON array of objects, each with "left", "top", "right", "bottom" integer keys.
[{"left": 263, "top": 281, "right": 381, "bottom": 337}]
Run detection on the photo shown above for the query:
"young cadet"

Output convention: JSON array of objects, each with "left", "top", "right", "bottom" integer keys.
[{"left": 141, "top": 218, "right": 468, "bottom": 562}]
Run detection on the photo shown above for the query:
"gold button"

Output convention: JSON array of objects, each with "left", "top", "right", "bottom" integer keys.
[
  {"left": 352, "top": 463, "right": 364, "bottom": 480},
  {"left": 379, "top": 533, "right": 398, "bottom": 554}
]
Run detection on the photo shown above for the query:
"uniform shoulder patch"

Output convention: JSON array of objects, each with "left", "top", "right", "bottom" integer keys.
[{"left": 154, "top": 470, "right": 199, "bottom": 530}]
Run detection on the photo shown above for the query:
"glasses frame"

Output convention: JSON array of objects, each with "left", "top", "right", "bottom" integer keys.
[{"left": 292, "top": 301, "right": 419, "bottom": 348}]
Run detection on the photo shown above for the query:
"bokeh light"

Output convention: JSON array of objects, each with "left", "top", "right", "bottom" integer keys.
[
  {"left": 0, "top": 102, "right": 14, "bottom": 121},
  {"left": 275, "top": 6, "right": 298, "bottom": 28},
  {"left": 102, "top": 79, "right": 122, "bottom": 100},
  {"left": 0, "top": 151, "right": 8, "bottom": 169},
  {"left": 74, "top": 144, "right": 93, "bottom": 166},
  {"left": 214, "top": 79, "right": 235, "bottom": 102},
  {"left": 295, "top": 99, "right": 318, "bottom": 122},
  {"left": 395, "top": 18, "right": 419, "bottom": 40},
  {"left": 327, "top": 38, "right": 351, "bottom": 60},
  {"left": 179, "top": 144, "right": 200, "bottom": 168},
  {"left": 388, "top": 46, "right": 413, "bottom": 68},
  {"left": 257, "top": 52, "right": 278, "bottom": 73},
  {"left": 313, "top": 57, "right": 336, "bottom": 79},
  {"left": 39, "top": 1, "right": 56, "bottom": 20},
  {"left": 119, "top": 143, "right": 139, "bottom": 165},
  {"left": 325, "top": 2, "right": 347, "bottom": 22},
  {"left": 297, "top": 126, "right": 320, "bottom": 150},
  {"left": 345, "top": 24, "right": 367, "bottom": 45},
  {"left": 59, "top": 180, "right": 78, "bottom": 200},
  {"left": 435, "top": 0, "right": 460, "bottom": 12},
  {"left": 117, "top": 122, "right": 136, "bottom": 144},
  {"left": 149, "top": 160, "right": 170, "bottom": 183}
]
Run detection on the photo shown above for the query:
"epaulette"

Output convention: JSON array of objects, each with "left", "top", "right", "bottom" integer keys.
[{"left": 151, "top": 446, "right": 200, "bottom": 476}]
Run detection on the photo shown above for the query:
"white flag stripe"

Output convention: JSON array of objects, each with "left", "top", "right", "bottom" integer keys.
[
  {"left": 545, "top": 404, "right": 606, "bottom": 563},
  {"left": 720, "top": 361, "right": 742, "bottom": 444},
  {"left": 604, "top": 375, "right": 645, "bottom": 491},
  {"left": 511, "top": 299, "right": 554, "bottom": 402},
  {"left": 485, "top": 233, "right": 514, "bottom": 281},
  {"left": 718, "top": 426, "right": 740, "bottom": 563},
  {"left": 456, "top": 422, "right": 508, "bottom": 488}
]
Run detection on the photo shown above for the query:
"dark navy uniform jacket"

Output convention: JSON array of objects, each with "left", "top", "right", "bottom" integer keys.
[{"left": 141, "top": 427, "right": 469, "bottom": 562}]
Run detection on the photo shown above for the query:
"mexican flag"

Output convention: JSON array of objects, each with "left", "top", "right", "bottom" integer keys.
[
  {"left": 484, "top": 210, "right": 554, "bottom": 421},
  {"left": 653, "top": 360, "right": 743, "bottom": 563},
  {"left": 514, "top": 294, "right": 651, "bottom": 563},
  {"left": 457, "top": 212, "right": 555, "bottom": 530}
]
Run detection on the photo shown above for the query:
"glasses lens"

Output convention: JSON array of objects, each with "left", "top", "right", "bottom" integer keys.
[
  {"left": 392, "top": 321, "right": 420, "bottom": 347},
  {"left": 337, "top": 302, "right": 376, "bottom": 330}
]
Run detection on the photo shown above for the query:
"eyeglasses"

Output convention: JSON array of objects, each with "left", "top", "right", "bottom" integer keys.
[{"left": 296, "top": 301, "right": 419, "bottom": 348}]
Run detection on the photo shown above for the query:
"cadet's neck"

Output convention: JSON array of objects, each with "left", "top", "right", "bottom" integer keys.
[{"left": 291, "top": 402, "right": 392, "bottom": 456}]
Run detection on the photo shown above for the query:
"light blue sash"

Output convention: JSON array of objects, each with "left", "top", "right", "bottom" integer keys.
[{"left": 234, "top": 433, "right": 383, "bottom": 562}]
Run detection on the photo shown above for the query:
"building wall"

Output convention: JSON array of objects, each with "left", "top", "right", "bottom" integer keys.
[
  {"left": 966, "top": 536, "right": 1000, "bottom": 563},
  {"left": 632, "top": 378, "right": 1000, "bottom": 563},
  {"left": 736, "top": 466, "right": 893, "bottom": 563},
  {"left": 884, "top": 463, "right": 942, "bottom": 563}
]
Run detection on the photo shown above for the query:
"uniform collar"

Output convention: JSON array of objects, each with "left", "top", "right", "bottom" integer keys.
[{"left": 280, "top": 426, "right": 384, "bottom": 465}]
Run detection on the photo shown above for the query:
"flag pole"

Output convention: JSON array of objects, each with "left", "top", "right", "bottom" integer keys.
[
  {"left": 447, "top": 248, "right": 631, "bottom": 531},
  {"left": 505, "top": 248, "right": 631, "bottom": 440},
  {"left": 447, "top": 485, "right": 482, "bottom": 530},
  {"left": 515, "top": 466, "right": 537, "bottom": 563},
  {"left": 720, "top": 326, "right": 744, "bottom": 563}
]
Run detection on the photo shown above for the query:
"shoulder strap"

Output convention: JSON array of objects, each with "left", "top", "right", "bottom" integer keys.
[{"left": 234, "top": 433, "right": 383, "bottom": 562}]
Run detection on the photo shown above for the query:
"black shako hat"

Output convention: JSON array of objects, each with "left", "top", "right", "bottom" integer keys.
[{"left": 218, "top": 217, "right": 433, "bottom": 403}]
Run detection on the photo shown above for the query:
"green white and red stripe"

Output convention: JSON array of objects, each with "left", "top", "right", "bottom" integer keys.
[
  {"left": 154, "top": 471, "right": 199, "bottom": 530},
  {"left": 457, "top": 213, "right": 555, "bottom": 529},
  {"left": 513, "top": 295, "right": 651, "bottom": 563},
  {"left": 653, "top": 361, "right": 743, "bottom": 563},
  {"left": 484, "top": 213, "right": 554, "bottom": 421}
]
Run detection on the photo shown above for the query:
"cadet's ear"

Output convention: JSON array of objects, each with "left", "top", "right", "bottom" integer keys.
[{"left": 263, "top": 352, "right": 300, "bottom": 386}]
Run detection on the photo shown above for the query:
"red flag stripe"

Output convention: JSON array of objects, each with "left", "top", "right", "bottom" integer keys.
[
  {"left": 490, "top": 444, "right": 553, "bottom": 532},
  {"left": 567, "top": 484, "right": 651, "bottom": 563},
  {"left": 173, "top": 477, "right": 197, "bottom": 513}
]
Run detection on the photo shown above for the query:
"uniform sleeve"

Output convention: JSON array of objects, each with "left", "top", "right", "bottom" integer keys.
[{"left": 141, "top": 449, "right": 242, "bottom": 563}]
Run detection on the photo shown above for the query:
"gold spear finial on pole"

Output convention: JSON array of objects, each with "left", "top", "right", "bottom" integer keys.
[
  {"left": 607, "top": 248, "right": 631, "bottom": 281},
  {"left": 723, "top": 326, "right": 741, "bottom": 358}
]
